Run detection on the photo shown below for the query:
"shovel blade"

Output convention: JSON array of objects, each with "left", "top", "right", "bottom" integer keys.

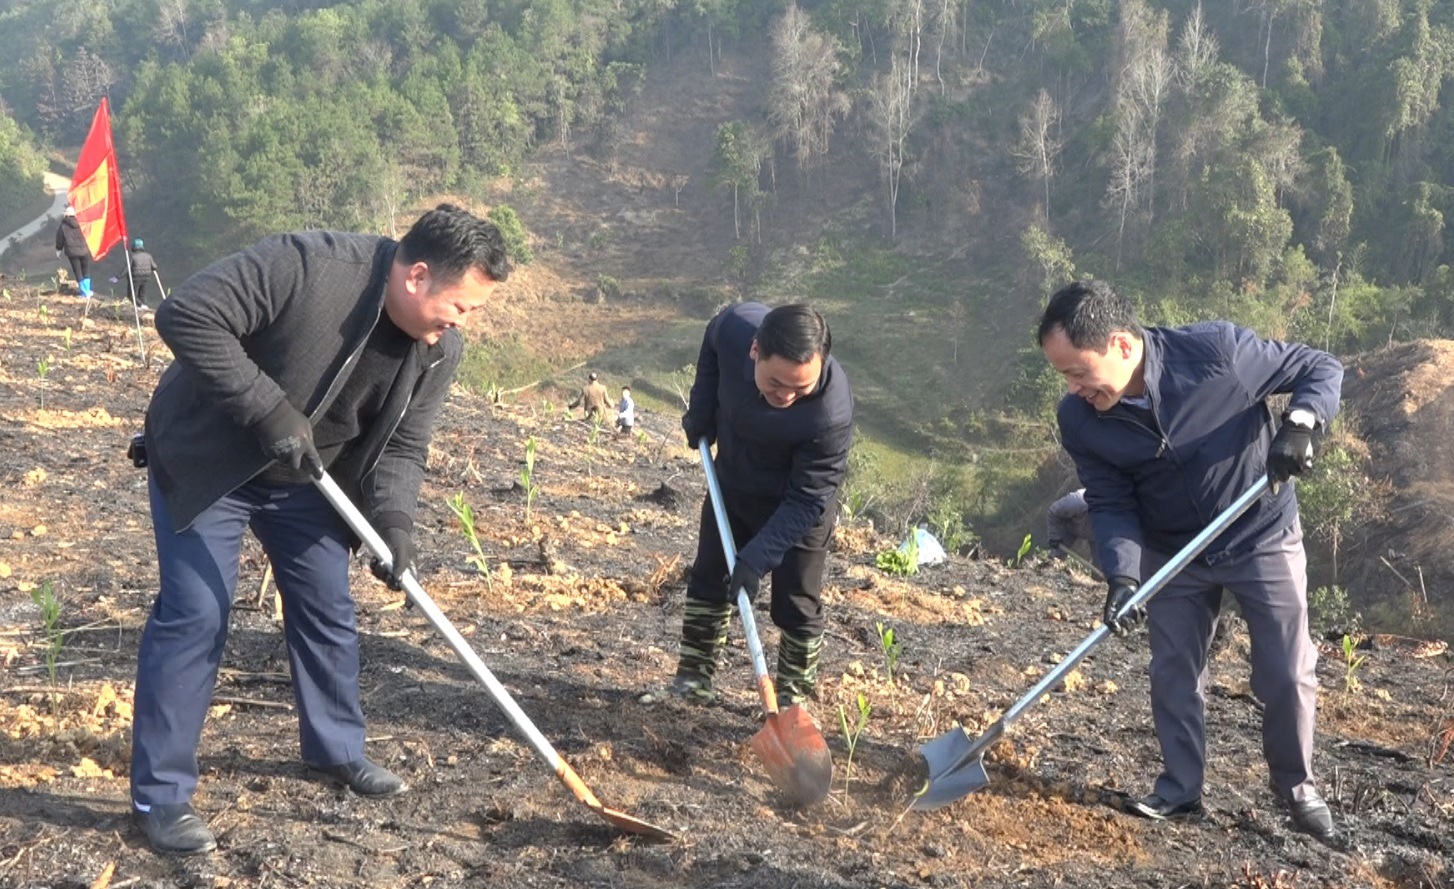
[
  {"left": 750, "top": 705, "right": 833, "bottom": 806},
  {"left": 595, "top": 805, "right": 676, "bottom": 843},
  {"left": 911, "top": 725, "right": 992, "bottom": 811}
]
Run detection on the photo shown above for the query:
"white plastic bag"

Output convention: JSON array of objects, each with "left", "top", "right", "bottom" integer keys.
[{"left": 899, "top": 527, "right": 947, "bottom": 567}]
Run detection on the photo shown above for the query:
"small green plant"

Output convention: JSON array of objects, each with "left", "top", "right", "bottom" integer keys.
[
  {"left": 635, "top": 429, "right": 648, "bottom": 446},
  {"left": 1012, "top": 532, "right": 1034, "bottom": 567},
  {"left": 521, "top": 437, "right": 541, "bottom": 519},
  {"left": 2, "top": 287, "right": 11, "bottom": 301},
  {"left": 62, "top": 327, "right": 73, "bottom": 352},
  {"left": 875, "top": 534, "right": 918, "bottom": 576},
  {"left": 37, "top": 303, "right": 48, "bottom": 322},
  {"left": 1309, "top": 584, "right": 1362, "bottom": 638},
  {"left": 836, "top": 692, "right": 872, "bottom": 797},
  {"left": 30, "top": 581, "right": 64, "bottom": 684},
  {"left": 876, "top": 621, "right": 903, "bottom": 682},
  {"left": 446, "top": 492, "right": 493, "bottom": 585},
  {"left": 1341, "top": 633, "right": 1367, "bottom": 693},
  {"left": 36, "top": 355, "right": 51, "bottom": 407},
  {"left": 586, "top": 417, "right": 602, "bottom": 447}
]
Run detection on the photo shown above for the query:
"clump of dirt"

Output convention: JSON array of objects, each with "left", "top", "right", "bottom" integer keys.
[{"left": 0, "top": 287, "right": 1451, "bottom": 889}]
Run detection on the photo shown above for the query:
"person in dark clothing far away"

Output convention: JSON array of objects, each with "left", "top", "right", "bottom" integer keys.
[
  {"left": 1037, "top": 279, "right": 1343, "bottom": 845},
  {"left": 130, "top": 204, "right": 510, "bottom": 856},
  {"left": 642, "top": 302, "right": 853, "bottom": 712},
  {"left": 129, "top": 238, "right": 159, "bottom": 309},
  {"left": 54, "top": 205, "right": 94, "bottom": 297}
]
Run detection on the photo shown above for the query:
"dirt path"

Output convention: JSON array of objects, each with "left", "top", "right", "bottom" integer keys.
[{"left": 0, "top": 173, "right": 71, "bottom": 260}]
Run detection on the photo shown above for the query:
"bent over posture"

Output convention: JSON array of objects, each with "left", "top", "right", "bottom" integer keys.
[
  {"left": 131, "top": 205, "right": 509, "bottom": 854},
  {"left": 1037, "top": 280, "right": 1342, "bottom": 843},
  {"left": 646, "top": 303, "right": 853, "bottom": 710}
]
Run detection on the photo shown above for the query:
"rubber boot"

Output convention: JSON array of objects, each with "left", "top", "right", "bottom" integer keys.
[
  {"left": 775, "top": 630, "right": 823, "bottom": 710},
  {"left": 640, "top": 599, "right": 732, "bottom": 705},
  {"left": 80, "top": 277, "right": 92, "bottom": 298}
]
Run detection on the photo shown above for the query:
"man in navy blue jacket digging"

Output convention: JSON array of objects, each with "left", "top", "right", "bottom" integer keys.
[
  {"left": 644, "top": 303, "right": 853, "bottom": 712},
  {"left": 1037, "top": 280, "right": 1343, "bottom": 844}
]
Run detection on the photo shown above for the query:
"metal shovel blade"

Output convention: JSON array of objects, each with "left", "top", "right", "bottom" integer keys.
[
  {"left": 593, "top": 804, "right": 677, "bottom": 843},
  {"left": 751, "top": 705, "right": 834, "bottom": 807},
  {"left": 911, "top": 726, "right": 990, "bottom": 811}
]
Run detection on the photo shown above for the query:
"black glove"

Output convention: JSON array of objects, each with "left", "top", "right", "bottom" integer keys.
[
  {"left": 1103, "top": 576, "right": 1145, "bottom": 636},
  {"left": 682, "top": 412, "right": 715, "bottom": 448},
  {"left": 254, "top": 401, "right": 320, "bottom": 473},
  {"left": 1047, "top": 543, "right": 1066, "bottom": 561},
  {"left": 727, "top": 560, "right": 763, "bottom": 602},
  {"left": 369, "top": 514, "right": 415, "bottom": 590},
  {"left": 1267, "top": 412, "right": 1316, "bottom": 482}
]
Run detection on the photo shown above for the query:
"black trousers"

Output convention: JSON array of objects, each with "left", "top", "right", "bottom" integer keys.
[
  {"left": 66, "top": 253, "right": 89, "bottom": 285},
  {"left": 685, "top": 494, "right": 838, "bottom": 637}
]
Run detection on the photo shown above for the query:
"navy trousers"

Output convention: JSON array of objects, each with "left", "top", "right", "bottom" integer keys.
[
  {"left": 1142, "top": 517, "right": 1320, "bottom": 806},
  {"left": 131, "top": 473, "right": 366, "bottom": 807}
]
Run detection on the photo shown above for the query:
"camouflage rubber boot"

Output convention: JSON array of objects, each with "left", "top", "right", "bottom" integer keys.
[
  {"left": 639, "top": 599, "right": 732, "bottom": 705},
  {"left": 775, "top": 630, "right": 823, "bottom": 710}
]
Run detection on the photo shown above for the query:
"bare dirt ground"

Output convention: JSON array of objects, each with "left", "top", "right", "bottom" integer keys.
[{"left": 0, "top": 287, "right": 1452, "bottom": 889}]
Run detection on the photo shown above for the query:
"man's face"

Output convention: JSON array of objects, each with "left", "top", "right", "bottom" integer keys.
[
  {"left": 750, "top": 340, "right": 822, "bottom": 408},
  {"left": 385, "top": 262, "right": 497, "bottom": 344},
  {"left": 1041, "top": 326, "right": 1141, "bottom": 412}
]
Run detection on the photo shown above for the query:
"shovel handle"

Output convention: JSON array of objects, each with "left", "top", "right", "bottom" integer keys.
[
  {"left": 699, "top": 441, "right": 781, "bottom": 717},
  {"left": 994, "top": 475, "right": 1273, "bottom": 734},
  {"left": 310, "top": 470, "right": 604, "bottom": 811}
]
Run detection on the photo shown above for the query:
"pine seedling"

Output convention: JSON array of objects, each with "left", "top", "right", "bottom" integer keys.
[
  {"left": 521, "top": 437, "right": 540, "bottom": 519},
  {"left": 1341, "top": 633, "right": 1367, "bottom": 693},
  {"left": 1013, "top": 532, "right": 1034, "bottom": 567},
  {"left": 30, "top": 581, "right": 64, "bottom": 684},
  {"left": 837, "top": 692, "right": 872, "bottom": 797},
  {"left": 446, "top": 492, "right": 493, "bottom": 586},
  {"left": 876, "top": 621, "right": 903, "bottom": 683}
]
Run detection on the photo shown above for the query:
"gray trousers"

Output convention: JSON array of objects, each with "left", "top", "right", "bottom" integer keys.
[{"left": 1143, "top": 517, "right": 1319, "bottom": 805}]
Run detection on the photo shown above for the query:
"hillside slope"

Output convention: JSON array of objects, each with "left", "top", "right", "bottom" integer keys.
[{"left": 0, "top": 286, "right": 1449, "bottom": 888}]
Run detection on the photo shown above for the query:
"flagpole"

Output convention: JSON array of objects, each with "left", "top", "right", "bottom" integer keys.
[{"left": 122, "top": 242, "right": 147, "bottom": 366}]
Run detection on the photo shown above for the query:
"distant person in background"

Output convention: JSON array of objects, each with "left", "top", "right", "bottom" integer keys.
[
  {"left": 569, "top": 371, "right": 611, "bottom": 421},
  {"left": 54, "top": 205, "right": 93, "bottom": 297},
  {"left": 616, "top": 385, "right": 635, "bottom": 435},
  {"left": 1045, "top": 488, "right": 1098, "bottom": 568},
  {"left": 130, "top": 239, "right": 159, "bottom": 308}
]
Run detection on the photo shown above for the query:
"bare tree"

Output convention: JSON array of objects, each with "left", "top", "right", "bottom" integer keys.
[
  {"left": 931, "top": 0, "right": 957, "bottom": 93},
  {"left": 1012, "top": 89, "right": 1062, "bottom": 224},
  {"left": 1104, "top": 0, "right": 1171, "bottom": 267},
  {"left": 867, "top": 58, "right": 916, "bottom": 240},
  {"left": 768, "top": 4, "right": 851, "bottom": 176}
]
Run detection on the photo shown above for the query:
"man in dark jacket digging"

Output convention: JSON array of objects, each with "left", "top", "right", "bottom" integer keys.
[
  {"left": 643, "top": 302, "right": 853, "bottom": 711},
  {"left": 1037, "top": 280, "right": 1343, "bottom": 844},
  {"left": 130, "top": 204, "right": 510, "bottom": 855}
]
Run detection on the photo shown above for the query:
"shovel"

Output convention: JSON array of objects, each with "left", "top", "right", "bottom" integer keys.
[
  {"left": 698, "top": 441, "right": 833, "bottom": 806},
  {"left": 311, "top": 469, "right": 674, "bottom": 842},
  {"left": 912, "top": 475, "right": 1272, "bottom": 811}
]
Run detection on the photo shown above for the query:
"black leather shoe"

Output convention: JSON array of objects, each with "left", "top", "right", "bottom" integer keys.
[
  {"left": 1128, "top": 793, "right": 1206, "bottom": 821},
  {"left": 134, "top": 803, "right": 217, "bottom": 855},
  {"left": 1289, "top": 796, "right": 1338, "bottom": 842},
  {"left": 314, "top": 758, "right": 406, "bottom": 797}
]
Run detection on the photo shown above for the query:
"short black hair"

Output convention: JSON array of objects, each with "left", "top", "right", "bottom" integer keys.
[
  {"left": 397, "top": 203, "right": 511, "bottom": 285},
  {"left": 1036, "top": 280, "right": 1141, "bottom": 349},
  {"left": 756, "top": 304, "right": 831, "bottom": 363}
]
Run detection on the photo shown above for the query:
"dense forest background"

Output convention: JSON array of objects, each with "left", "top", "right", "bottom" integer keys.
[{"left": 2, "top": 0, "right": 1453, "bottom": 635}]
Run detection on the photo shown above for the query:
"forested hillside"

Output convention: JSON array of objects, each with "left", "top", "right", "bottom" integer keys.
[{"left": 3, "top": 0, "right": 1454, "bottom": 633}]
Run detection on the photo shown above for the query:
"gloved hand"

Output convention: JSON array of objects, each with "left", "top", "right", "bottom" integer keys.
[
  {"left": 682, "top": 412, "right": 715, "bottom": 448},
  {"left": 1047, "top": 542, "right": 1066, "bottom": 560},
  {"left": 369, "top": 516, "right": 415, "bottom": 590},
  {"left": 253, "top": 401, "right": 320, "bottom": 472},
  {"left": 55, "top": 250, "right": 62, "bottom": 258},
  {"left": 1267, "top": 411, "right": 1317, "bottom": 482},
  {"left": 1103, "top": 576, "right": 1145, "bottom": 636},
  {"left": 727, "top": 559, "right": 763, "bottom": 602}
]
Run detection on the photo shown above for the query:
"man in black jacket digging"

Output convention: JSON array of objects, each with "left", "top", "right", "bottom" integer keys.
[
  {"left": 644, "top": 303, "right": 853, "bottom": 711},
  {"left": 130, "top": 205, "right": 510, "bottom": 855}
]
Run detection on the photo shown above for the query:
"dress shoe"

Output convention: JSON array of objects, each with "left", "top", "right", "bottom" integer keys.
[
  {"left": 1289, "top": 795, "right": 1338, "bottom": 842},
  {"left": 1128, "top": 793, "right": 1206, "bottom": 821},
  {"left": 314, "top": 758, "right": 406, "bottom": 797},
  {"left": 134, "top": 802, "right": 217, "bottom": 855}
]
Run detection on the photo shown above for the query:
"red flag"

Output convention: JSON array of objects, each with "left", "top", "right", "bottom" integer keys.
[{"left": 69, "top": 98, "right": 127, "bottom": 261}]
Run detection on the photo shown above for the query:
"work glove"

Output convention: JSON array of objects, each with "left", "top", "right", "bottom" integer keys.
[
  {"left": 1103, "top": 576, "right": 1145, "bottom": 636},
  {"left": 727, "top": 559, "right": 763, "bottom": 602},
  {"left": 369, "top": 514, "right": 415, "bottom": 590},
  {"left": 1047, "top": 543, "right": 1067, "bottom": 561},
  {"left": 682, "top": 412, "right": 715, "bottom": 448},
  {"left": 253, "top": 400, "right": 320, "bottom": 472},
  {"left": 1267, "top": 410, "right": 1317, "bottom": 483}
]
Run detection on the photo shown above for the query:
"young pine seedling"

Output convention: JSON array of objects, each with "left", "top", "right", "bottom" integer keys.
[
  {"left": 446, "top": 492, "right": 493, "bottom": 586},
  {"left": 30, "top": 580, "right": 64, "bottom": 685},
  {"left": 521, "top": 437, "right": 541, "bottom": 520},
  {"left": 1012, "top": 532, "right": 1034, "bottom": 567},
  {"left": 837, "top": 692, "right": 872, "bottom": 798},
  {"left": 876, "top": 621, "right": 903, "bottom": 683},
  {"left": 1341, "top": 633, "right": 1367, "bottom": 693}
]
